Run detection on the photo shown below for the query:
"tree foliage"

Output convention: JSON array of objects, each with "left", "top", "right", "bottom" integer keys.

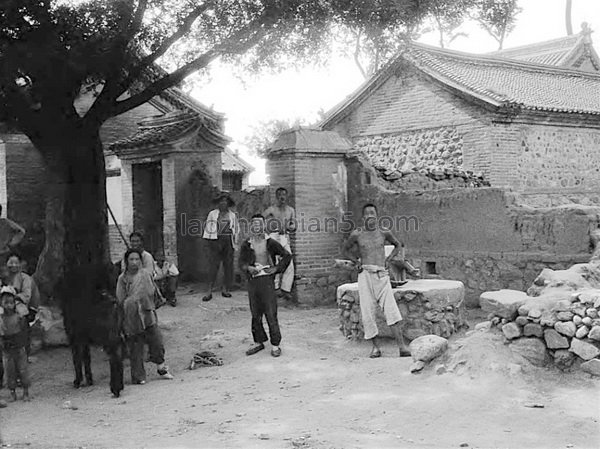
[{"left": 471, "top": 0, "right": 522, "bottom": 50}]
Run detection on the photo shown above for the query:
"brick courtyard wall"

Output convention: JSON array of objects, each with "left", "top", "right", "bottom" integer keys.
[{"left": 346, "top": 156, "right": 600, "bottom": 307}]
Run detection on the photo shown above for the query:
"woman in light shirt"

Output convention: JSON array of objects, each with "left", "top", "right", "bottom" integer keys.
[{"left": 202, "top": 192, "right": 239, "bottom": 302}]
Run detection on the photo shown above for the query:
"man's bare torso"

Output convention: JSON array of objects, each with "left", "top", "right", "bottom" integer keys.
[
  {"left": 264, "top": 205, "right": 294, "bottom": 233},
  {"left": 250, "top": 238, "right": 270, "bottom": 266},
  {"left": 355, "top": 229, "right": 387, "bottom": 267}
]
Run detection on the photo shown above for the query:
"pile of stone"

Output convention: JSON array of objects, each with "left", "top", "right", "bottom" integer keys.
[
  {"left": 480, "top": 288, "right": 600, "bottom": 375},
  {"left": 337, "top": 280, "right": 467, "bottom": 341},
  {"left": 375, "top": 166, "right": 489, "bottom": 189}
]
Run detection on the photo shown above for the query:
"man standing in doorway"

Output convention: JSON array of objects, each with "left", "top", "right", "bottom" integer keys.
[
  {"left": 343, "top": 203, "right": 411, "bottom": 358},
  {"left": 263, "top": 187, "right": 296, "bottom": 303},
  {"left": 0, "top": 205, "right": 25, "bottom": 266}
]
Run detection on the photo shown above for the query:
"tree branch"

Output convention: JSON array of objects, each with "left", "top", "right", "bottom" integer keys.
[
  {"left": 105, "top": 22, "right": 267, "bottom": 118},
  {"left": 353, "top": 29, "right": 367, "bottom": 79}
]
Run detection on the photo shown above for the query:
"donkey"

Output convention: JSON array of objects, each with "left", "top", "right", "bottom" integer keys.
[{"left": 61, "top": 262, "right": 125, "bottom": 397}]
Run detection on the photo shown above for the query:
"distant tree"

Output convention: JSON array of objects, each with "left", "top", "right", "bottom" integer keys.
[
  {"left": 471, "top": 0, "right": 522, "bottom": 50},
  {"left": 424, "top": 0, "right": 474, "bottom": 48},
  {"left": 244, "top": 117, "right": 308, "bottom": 158}
]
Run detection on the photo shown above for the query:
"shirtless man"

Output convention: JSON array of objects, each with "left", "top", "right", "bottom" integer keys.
[
  {"left": 238, "top": 214, "right": 291, "bottom": 357},
  {"left": 263, "top": 187, "right": 296, "bottom": 302},
  {"left": 343, "top": 203, "right": 411, "bottom": 358}
]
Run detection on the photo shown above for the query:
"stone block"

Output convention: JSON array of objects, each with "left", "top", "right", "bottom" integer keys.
[
  {"left": 553, "top": 350, "right": 576, "bottom": 370},
  {"left": 409, "top": 335, "right": 448, "bottom": 362},
  {"left": 515, "top": 316, "right": 529, "bottom": 326},
  {"left": 396, "top": 280, "right": 464, "bottom": 308},
  {"left": 569, "top": 338, "right": 600, "bottom": 360},
  {"left": 581, "top": 359, "right": 600, "bottom": 376},
  {"left": 554, "top": 321, "right": 576, "bottom": 337},
  {"left": 575, "top": 326, "right": 589, "bottom": 339},
  {"left": 524, "top": 323, "right": 543, "bottom": 338},
  {"left": 502, "top": 322, "right": 522, "bottom": 340},
  {"left": 540, "top": 311, "right": 557, "bottom": 327},
  {"left": 544, "top": 329, "right": 569, "bottom": 349},
  {"left": 556, "top": 311, "right": 574, "bottom": 321},
  {"left": 479, "top": 290, "right": 527, "bottom": 320},
  {"left": 588, "top": 325, "right": 600, "bottom": 341},
  {"left": 510, "top": 338, "right": 549, "bottom": 366}
]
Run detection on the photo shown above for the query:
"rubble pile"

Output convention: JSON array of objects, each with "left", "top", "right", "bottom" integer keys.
[
  {"left": 480, "top": 265, "right": 600, "bottom": 376},
  {"left": 375, "top": 166, "right": 490, "bottom": 190},
  {"left": 337, "top": 280, "right": 468, "bottom": 341}
]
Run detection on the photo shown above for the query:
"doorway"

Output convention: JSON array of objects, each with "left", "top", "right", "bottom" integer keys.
[{"left": 132, "top": 161, "right": 164, "bottom": 257}]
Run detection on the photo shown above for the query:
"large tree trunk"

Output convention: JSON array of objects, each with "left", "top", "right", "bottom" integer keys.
[{"left": 34, "top": 124, "right": 110, "bottom": 304}]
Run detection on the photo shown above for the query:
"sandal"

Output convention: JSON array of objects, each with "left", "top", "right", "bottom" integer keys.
[
  {"left": 202, "top": 294, "right": 212, "bottom": 302},
  {"left": 221, "top": 291, "right": 232, "bottom": 298},
  {"left": 245, "top": 343, "right": 265, "bottom": 356},
  {"left": 369, "top": 348, "right": 382, "bottom": 358}
]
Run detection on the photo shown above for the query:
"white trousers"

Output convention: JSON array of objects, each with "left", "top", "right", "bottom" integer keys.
[{"left": 268, "top": 233, "right": 295, "bottom": 293}]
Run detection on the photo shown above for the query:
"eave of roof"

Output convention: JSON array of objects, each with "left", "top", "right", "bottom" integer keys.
[
  {"left": 222, "top": 148, "right": 254, "bottom": 173},
  {"left": 320, "top": 41, "right": 600, "bottom": 128}
]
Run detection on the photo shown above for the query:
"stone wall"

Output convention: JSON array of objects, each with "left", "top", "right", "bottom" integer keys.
[
  {"left": 517, "top": 125, "right": 600, "bottom": 191},
  {"left": 353, "top": 127, "right": 463, "bottom": 173}
]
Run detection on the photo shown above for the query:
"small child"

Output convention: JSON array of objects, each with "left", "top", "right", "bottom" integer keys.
[{"left": 0, "top": 286, "right": 30, "bottom": 401}]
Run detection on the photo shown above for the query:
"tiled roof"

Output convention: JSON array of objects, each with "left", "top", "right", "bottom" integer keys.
[
  {"left": 490, "top": 35, "right": 580, "bottom": 66},
  {"left": 404, "top": 43, "right": 600, "bottom": 115},
  {"left": 222, "top": 148, "right": 253, "bottom": 173},
  {"left": 321, "top": 41, "right": 600, "bottom": 127},
  {"left": 109, "top": 112, "right": 201, "bottom": 151}
]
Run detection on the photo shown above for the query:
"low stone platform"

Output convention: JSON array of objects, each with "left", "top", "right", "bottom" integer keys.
[{"left": 337, "top": 279, "right": 467, "bottom": 341}]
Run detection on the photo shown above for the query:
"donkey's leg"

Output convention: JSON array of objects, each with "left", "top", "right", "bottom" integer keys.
[
  {"left": 107, "top": 342, "right": 124, "bottom": 397},
  {"left": 83, "top": 344, "right": 93, "bottom": 386},
  {"left": 71, "top": 343, "right": 83, "bottom": 389}
]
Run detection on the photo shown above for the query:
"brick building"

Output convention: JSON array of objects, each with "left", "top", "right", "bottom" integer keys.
[
  {"left": 266, "top": 31, "right": 600, "bottom": 305},
  {"left": 320, "top": 35, "right": 600, "bottom": 207}
]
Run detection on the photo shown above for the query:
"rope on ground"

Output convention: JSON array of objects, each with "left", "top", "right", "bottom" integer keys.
[{"left": 188, "top": 350, "right": 223, "bottom": 369}]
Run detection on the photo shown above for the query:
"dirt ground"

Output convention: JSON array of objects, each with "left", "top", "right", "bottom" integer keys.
[{"left": 0, "top": 284, "right": 599, "bottom": 449}]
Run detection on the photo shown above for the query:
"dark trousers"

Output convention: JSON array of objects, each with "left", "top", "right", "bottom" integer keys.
[
  {"left": 208, "top": 236, "right": 234, "bottom": 290},
  {"left": 248, "top": 275, "right": 281, "bottom": 346},
  {"left": 157, "top": 275, "right": 178, "bottom": 301},
  {"left": 127, "top": 325, "right": 165, "bottom": 383},
  {"left": 2, "top": 347, "right": 30, "bottom": 390}
]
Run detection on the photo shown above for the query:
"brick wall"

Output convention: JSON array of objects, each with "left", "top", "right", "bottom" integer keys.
[
  {"left": 3, "top": 134, "right": 46, "bottom": 269},
  {"left": 267, "top": 148, "right": 352, "bottom": 305}
]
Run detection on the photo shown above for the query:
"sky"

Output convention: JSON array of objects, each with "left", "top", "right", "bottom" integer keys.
[{"left": 192, "top": 0, "right": 600, "bottom": 186}]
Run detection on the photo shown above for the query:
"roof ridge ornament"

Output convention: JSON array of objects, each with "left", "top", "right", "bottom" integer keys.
[{"left": 582, "top": 22, "right": 593, "bottom": 44}]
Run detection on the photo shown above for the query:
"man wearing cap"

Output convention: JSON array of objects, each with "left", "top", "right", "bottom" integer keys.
[{"left": 202, "top": 191, "right": 239, "bottom": 302}]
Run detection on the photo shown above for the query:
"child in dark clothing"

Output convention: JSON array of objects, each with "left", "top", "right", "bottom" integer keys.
[{"left": 0, "top": 286, "right": 30, "bottom": 401}]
